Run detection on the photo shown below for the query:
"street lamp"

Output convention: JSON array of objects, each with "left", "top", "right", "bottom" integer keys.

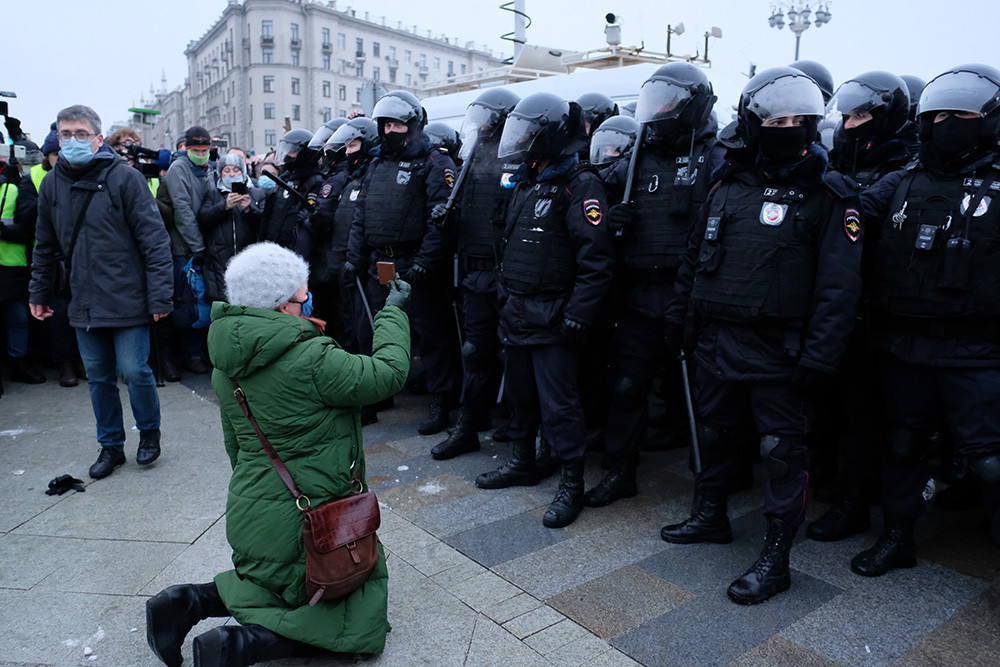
[{"left": 768, "top": 2, "right": 832, "bottom": 60}]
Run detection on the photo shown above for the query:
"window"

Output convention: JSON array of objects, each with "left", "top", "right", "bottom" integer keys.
[
  {"left": 355, "top": 37, "right": 364, "bottom": 54},
  {"left": 291, "top": 51, "right": 299, "bottom": 66},
  {"left": 322, "top": 28, "right": 330, "bottom": 45},
  {"left": 292, "top": 104, "right": 300, "bottom": 121},
  {"left": 322, "top": 54, "right": 331, "bottom": 69},
  {"left": 248, "top": 104, "right": 252, "bottom": 121},
  {"left": 339, "top": 109, "right": 347, "bottom": 118},
  {"left": 263, "top": 75, "right": 274, "bottom": 92},
  {"left": 321, "top": 107, "right": 332, "bottom": 123},
  {"left": 338, "top": 85, "right": 347, "bottom": 101},
  {"left": 264, "top": 103, "right": 275, "bottom": 119},
  {"left": 322, "top": 81, "right": 331, "bottom": 97},
  {"left": 372, "top": 66, "right": 380, "bottom": 81},
  {"left": 434, "top": 57, "right": 441, "bottom": 70},
  {"left": 355, "top": 62, "right": 363, "bottom": 77},
  {"left": 337, "top": 33, "right": 346, "bottom": 49},
  {"left": 261, "top": 20, "right": 273, "bottom": 38},
  {"left": 264, "top": 129, "right": 276, "bottom": 146},
  {"left": 405, "top": 49, "right": 412, "bottom": 63},
  {"left": 248, "top": 77, "right": 252, "bottom": 94},
  {"left": 291, "top": 78, "right": 300, "bottom": 95},
  {"left": 461, "top": 64, "right": 467, "bottom": 75},
  {"left": 420, "top": 53, "right": 427, "bottom": 67},
  {"left": 389, "top": 46, "right": 396, "bottom": 59},
  {"left": 262, "top": 48, "right": 274, "bottom": 64},
  {"left": 372, "top": 42, "right": 380, "bottom": 58},
  {"left": 389, "top": 69, "right": 396, "bottom": 84},
  {"left": 405, "top": 73, "right": 412, "bottom": 86},
  {"left": 447, "top": 60, "right": 454, "bottom": 76},
  {"left": 290, "top": 23, "right": 299, "bottom": 40},
  {"left": 356, "top": 87, "right": 362, "bottom": 103}
]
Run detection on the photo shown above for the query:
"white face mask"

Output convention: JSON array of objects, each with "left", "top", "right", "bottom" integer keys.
[{"left": 221, "top": 175, "right": 244, "bottom": 190}]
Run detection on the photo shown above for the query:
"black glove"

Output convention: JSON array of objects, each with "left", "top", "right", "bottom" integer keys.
[
  {"left": 341, "top": 261, "right": 357, "bottom": 284},
  {"left": 46, "top": 474, "right": 85, "bottom": 496},
  {"left": 429, "top": 202, "right": 450, "bottom": 226},
  {"left": 405, "top": 263, "right": 429, "bottom": 285},
  {"left": 793, "top": 366, "right": 831, "bottom": 399},
  {"left": 560, "top": 317, "right": 588, "bottom": 347},
  {"left": 608, "top": 202, "right": 638, "bottom": 235}
]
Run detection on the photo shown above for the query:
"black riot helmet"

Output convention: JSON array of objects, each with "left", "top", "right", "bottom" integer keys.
[
  {"left": 829, "top": 71, "right": 910, "bottom": 142},
  {"left": 916, "top": 63, "right": 1000, "bottom": 166},
  {"left": 372, "top": 90, "right": 427, "bottom": 136},
  {"left": 620, "top": 100, "right": 637, "bottom": 118},
  {"left": 326, "top": 117, "right": 378, "bottom": 156},
  {"left": 425, "top": 122, "right": 461, "bottom": 156},
  {"left": 459, "top": 88, "right": 520, "bottom": 160},
  {"left": 308, "top": 118, "right": 350, "bottom": 150},
  {"left": 275, "top": 128, "right": 316, "bottom": 171},
  {"left": 790, "top": 59, "right": 835, "bottom": 103},
  {"left": 589, "top": 115, "right": 640, "bottom": 165},
  {"left": 498, "top": 92, "right": 587, "bottom": 163},
  {"left": 635, "top": 62, "right": 716, "bottom": 143},
  {"left": 576, "top": 92, "right": 618, "bottom": 136},
  {"left": 738, "top": 66, "right": 826, "bottom": 147},
  {"left": 899, "top": 75, "right": 926, "bottom": 122}
]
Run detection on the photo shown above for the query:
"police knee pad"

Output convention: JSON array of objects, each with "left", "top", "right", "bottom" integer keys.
[
  {"left": 970, "top": 454, "right": 1000, "bottom": 486},
  {"left": 612, "top": 376, "right": 643, "bottom": 411},
  {"left": 886, "top": 428, "right": 924, "bottom": 468},
  {"left": 760, "top": 435, "right": 804, "bottom": 481}
]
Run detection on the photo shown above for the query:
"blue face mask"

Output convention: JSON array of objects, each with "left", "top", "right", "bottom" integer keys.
[
  {"left": 60, "top": 137, "right": 96, "bottom": 165},
  {"left": 300, "top": 291, "right": 313, "bottom": 318},
  {"left": 258, "top": 175, "right": 277, "bottom": 191}
]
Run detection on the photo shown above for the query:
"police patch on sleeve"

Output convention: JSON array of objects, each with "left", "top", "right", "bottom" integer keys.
[
  {"left": 443, "top": 168, "right": 456, "bottom": 188},
  {"left": 320, "top": 183, "right": 333, "bottom": 198},
  {"left": 844, "top": 207, "right": 862, "bottom": 243},
  {"left": 583, "top": 198, "right": 602, "bottom": 225}
]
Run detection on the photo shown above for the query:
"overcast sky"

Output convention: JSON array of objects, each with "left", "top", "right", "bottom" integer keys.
[{"left": 6, "top": 0, "right": 999, "bottom": 145}]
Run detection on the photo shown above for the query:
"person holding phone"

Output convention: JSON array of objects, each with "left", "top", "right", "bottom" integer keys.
[{"left": 197, "top": 155, "right": 264, "bottom": 304}]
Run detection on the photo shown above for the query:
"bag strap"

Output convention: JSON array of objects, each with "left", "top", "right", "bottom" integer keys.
[{"left": 63, "top": 190, "right": 97, "bottom": 265}]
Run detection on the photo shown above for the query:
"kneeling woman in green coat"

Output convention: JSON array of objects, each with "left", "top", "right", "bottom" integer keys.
[{"left": 146, "top": 241, "right": 411, "bottom": 667}]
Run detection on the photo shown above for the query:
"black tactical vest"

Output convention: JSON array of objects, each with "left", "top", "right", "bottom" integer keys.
[
  {"left": 623, "top": 145, "right": 712, "bottom": 269},
  {"left": 332, "top": 175, "right": 363, "bottom": 254},
  {"left": 874, "top": 166, "right": 1000, "bottom": 319},
  {"left": 458, "top": 144, "right": 517, "bottom": 259},
  {"left": 500, "top": 169, "right": 588, "bottom": 295},
  {"left": 690, "top": 179, "right": 827, "bottom": 323},
  {"left": 362, "top": 155, "right": 428, "bottom": 246}
]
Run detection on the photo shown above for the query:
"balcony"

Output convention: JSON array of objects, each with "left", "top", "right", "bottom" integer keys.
[
  {"left": 290, "top": 38, "right": 301, "bottom": 50},
  {"left": 387, "top": 58, "right": 399, "bottom": 70},
  {"left": 321, "top": 41, "right": 333, "bottom": 54},
  {"left": 260, "top": 35, "right": 274, "bottom": 47},
  {"left": 417, "top": 65, "right": 429, "bottom": 78},
  {"left": 355, "top": 50, "right": 366, "bottom": 62}
]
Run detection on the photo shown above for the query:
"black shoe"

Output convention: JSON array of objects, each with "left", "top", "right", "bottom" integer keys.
[
  {"left": 161, "top": 355, "right": 182, "bottom": 383},
  {"left": 851, "top": 517, "right": 917, "bottom": 577},
  {"left": 192, "top": 623, "right": 323, "bottom": 667},
  {"left": 137, "top": 429, "right": 162, "bottom": 466},
  {"left": 431, "top": 407, "right": 480, "bottom": 460},
  {"left": 727, "top": 516, "right": 795, "bottom": 605},
  {"left": 476, "top": 439, "right": 539, "bottom": 489},
  {"left": 584, "top": 463, "right": 638, "bottom": 507},
  {"left": 184, "top": 357, "right": 210, "bottom": 375},
  {"left": 146, "top": 582, "right": 228, "bottom": 667},
  {"left": 806, "top": 498, "right": 870, "bottom": 542},
  {"left": 10, "top": 358, "right": 45, "bottom": 384},
  {"left": 543, "top": 459, "right": 585, "bottom": 528},
  {"left": 660, "top": 489, "right": 733, "bottom": 544},
  {"left": 418, "top": 394, "right": 450, "bottom": 436},
  {"left": 58, "top": 363, "right": 79, "bottom": 387},
  {"left": 89, "top": 446, "right": 126, "bottom": 479}
]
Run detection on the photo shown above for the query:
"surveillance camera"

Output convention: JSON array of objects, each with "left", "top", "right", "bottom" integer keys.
[{"left": 605, "top": 13, "right": 620, "bottom": 25}]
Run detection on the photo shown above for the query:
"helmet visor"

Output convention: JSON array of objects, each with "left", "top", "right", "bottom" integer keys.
[
  {"left": 327, "top": 123, "right": 364, "bottom": 152},
  {"left": 459, "top": 104, "right": 500, "bottom": 160},
  {"left": 589, "top": 127, "right": 634, "bottom": 165},
  {"left": 372, "top": 95, "right": 417, "bottom": 123},
  {"left": 309, "top": 125, "right": 336, "bottom": 149},
  {"left": 635, "top": 80, "right": 694, "bottom": 124},
  {"left": 829, "top": 80, "right": 889, "bottom": 118},
  {"left": 917, "top": 70, "right": 1000, "bottom": 116},
  {"left": 747, "top": 75, "right": 826, "bottom": 122},
  {"left": 497, "top": 113, "right": 545, "bottom": 159}
]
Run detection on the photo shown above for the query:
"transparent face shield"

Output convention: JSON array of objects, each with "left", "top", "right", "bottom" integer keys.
[
  {"left": 497, "top": 113, "right": 545, "bottom": 160},
  {"left": 309, "top": 125, "right": 336, "bottom": 149},
  {"left": 326, "top": 123, "right": 364, "bottom": 154},
  {"left": 826, "top": 80, "right": 888, "bottom": 125},
  {"left": 589, "top": 127, "right": 635, "bottom": 165},
  {"left": 371, "top": 95, "right": 417, "bottom": 124},
  {"left": 459, "top": 104, "right": 500, "bottom": 160},
  {"left": 917, "top": 70, "right": 1000, "bottom": 116},
  {"left": 746, "top": 75, "right": 826, "bottom": 123},
  {"left": 635, "top": 80, "right": 694, "bottom": 124}
]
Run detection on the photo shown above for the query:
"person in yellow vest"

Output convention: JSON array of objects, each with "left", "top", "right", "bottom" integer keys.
[
  {"left": 31, "top": 123, "right": 60, "bottom": 194},
  {"left": 0, "top": 132, "right": 45, "bottom": 394}
]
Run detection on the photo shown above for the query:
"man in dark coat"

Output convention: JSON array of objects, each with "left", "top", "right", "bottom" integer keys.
[{"left": 29, "top": 104, "right": 173, "bottom": 480}]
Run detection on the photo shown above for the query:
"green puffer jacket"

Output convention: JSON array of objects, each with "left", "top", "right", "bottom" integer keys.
[{"left": 207, "top": 301, "right": 410, "bottom": 654}]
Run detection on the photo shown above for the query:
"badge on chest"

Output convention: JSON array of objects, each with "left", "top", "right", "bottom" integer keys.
[
  {"left": 396, "top": 169, "right": 411, "bottom": 185},
  {"left": 534, "top": 199, "right": 552, "bottom": 218},
  {"left": 961, "top": 193, "right": 991, "bottom": 217},
  {"left": 760, "top": 202, "right": 787, "bottom": 226}
]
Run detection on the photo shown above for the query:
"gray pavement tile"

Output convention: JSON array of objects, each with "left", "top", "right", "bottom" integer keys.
[
  {"left": 449, "top": 569, "right": 526, "bottom": 610},
  {"left": 582, "top": 648, "right": 643, "bottom": 666},
  {"left": 429, "top": 558, "right": 489, "bottom": 588},
  {"left": 545, "top": 632, "right": 617, "bottom": 667},
  {"left": 502, "top": 604, "right": 567, "bottom": 640},
  {"left": 376, "top": 473, "right": 479, "bottom": 517},
  {"left": 728, "top": 635, "right": 839, "bottom": 666},
  {"left": 521, "top": 617, "right": 591, "bottom": 653},
  {"left": 781, "top": 561, "right": 987, "bottom": 666},
  {"left": 446, "top": 510, "right": 572, "bottom": 568},
  {"left": 463, "top": 614, "right": 551, "bottom": 667},
  {"left": 408, "top": 485, "right": 543, "bottom": 538},
  {"left": 548, "top": 564, "right": 694, "bottom": 640},
  {"left": 480, "top": 592, "right": 543, "bottom": 624},
  {"left": 916, "top": 509, "right": 1000, "bottom": 582},
  {"left": 140, "top": 516, "right": 232, "bottom": 596},
  {"left": 401, "top": 538, "right": 475, "bottom": 577},
  {"left": 892, "top": 583, "right": 1000, "bottom": 667},
  {"left": 611, "top": 569, "right": 842, "bottom": 667}
]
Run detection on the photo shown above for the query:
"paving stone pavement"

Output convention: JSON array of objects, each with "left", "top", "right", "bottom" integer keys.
[{"left": 1, "top": 370, "right": 998, "bottom": 666}]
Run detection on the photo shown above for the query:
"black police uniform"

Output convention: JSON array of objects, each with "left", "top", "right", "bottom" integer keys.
[
  {"left": 667, "top": 146, "right": 864, "bottom": 528},
  {"left": 498, "top": 156, "right": 614, "bottom": 463},
  {"left": 310, "top": 163, "right": 354, "bottom": 345},
  {"left": 258, "top": 166, "right": 324, "bottom": 261},
  {"left": 346, "top": 134, "right": 461, "bottom": 401}
]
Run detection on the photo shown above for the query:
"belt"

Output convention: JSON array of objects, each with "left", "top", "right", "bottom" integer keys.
[
  {"left": 370, "top": 242, "right": 419, "bottom": 258},
  {"left": 462, "top": 255, "right": 497, "bottom": 271}
]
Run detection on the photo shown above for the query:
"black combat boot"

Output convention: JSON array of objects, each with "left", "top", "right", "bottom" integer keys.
[
  {"left": 850, "top": 516, "right": 917, "bottom": 577},
  {"left": 89, "top": 446, "right": 126, "bottom": 479},
  {"left": 660, "top": 487, "right": 733, "bottom": 544},
  {"left": 137, "top": 429, "right": 162, "bottom": 466},
  {"left": 806, "top": 496, "right": 870, "bottom": 542},
  {"left": 584, "top": 462, "right": 638, "bottom": 507},
  {"left": 543, "top": 458, "right": 586, "bottom": 528},
  {"left": 10, "top": 357, "right": 46, "bottom": 384},
  {"left": 476, "top": 439, "right": 539, "bottom": 489},
  {"left": 418, "top": 393, "right": 450, "bottom": 435},
  {"left": 192, "top": 623, "right": 323, "bottom": 667},
  {"left": 431, "top": 407, "right": 480, "bottom": 460},
  {"left": 146, "top": 582, "right": 229, "bottom": 667},
  {"left": 727, "top": 516, "right": 796, "bottom": 605}
]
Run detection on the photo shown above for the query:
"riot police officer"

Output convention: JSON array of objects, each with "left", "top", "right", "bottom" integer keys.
[
  {"left": 588, "top": 115, "right": 640, "bottom": 169},
  {"left": 257, "top": 129, "right": 323, "bottom": 261},
  {"left": 474, "top": 93, "right": 614, "bottom": 529},
  {"left": 587, "top": 63, "right": 724, "bottom": 508},
  {"left": 425, "top": 122, "right": 462, "bottom": 164},
  {"left": 577, "top": 92, "right": 619, "bottom": 137},
  {"left": 659, "top": 68, "right": 864, "bottom": 604},
  {"left": 431, "top": 88, "right": 520, "bottom": 460},
  {"left": 345, "top": 91, "right": 462, "bottom": 434},
  {"left": 854, "top": 64, "right": 1000, "bottom": 575}
]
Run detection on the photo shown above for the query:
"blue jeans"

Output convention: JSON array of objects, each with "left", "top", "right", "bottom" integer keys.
[
  {"left": 2, "top": 299, "right": 30, "bottom": 358},
  {"left": 75, "top": 325, "right": 160, "bottom": 448}
]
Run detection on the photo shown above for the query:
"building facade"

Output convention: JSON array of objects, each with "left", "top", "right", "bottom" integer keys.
[{"left": 142, "top": 0, "right": 503, "bottom": 155}]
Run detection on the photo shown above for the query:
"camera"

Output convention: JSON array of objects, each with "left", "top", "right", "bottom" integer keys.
[{"left": 119, "top": 144, "right": 164, "bottom": 179}]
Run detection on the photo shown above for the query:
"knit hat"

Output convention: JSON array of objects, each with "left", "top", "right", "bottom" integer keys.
[
  {"left": 224, "top": 242, "right": 309, "bottom": 310},
  {"left": 41, "top": 122, "right": 60, "bottom": 156},
  {"left": 154, "top": 149, "right": 172, "bottom": 171},
  {"left": 184, "top": 125, "right": 212, "bottom": 148}
]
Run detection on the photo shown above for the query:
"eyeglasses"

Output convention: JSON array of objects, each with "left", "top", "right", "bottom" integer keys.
[
  {"left": 59, "top": 131, "right": 98, "bottom": 141},
  {"left": 287, "top": 297, "right": 307, "bottom": 307}
]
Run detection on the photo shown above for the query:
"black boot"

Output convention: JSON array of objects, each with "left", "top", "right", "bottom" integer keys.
[
  {"left": 584, "top": 462, "right": 638, "bottom": 507},
  {"left": 418, "top": 393, "right": 450, "bottom": 435},
  {"left": 431, "top": 407, "right": 480, "bottom": 460},
  {"left": 727, "top": 516, "right": 796, "bottom": 605},
  {"left": 137, "top": 429, "right": 162, "bottom": 466},
  {"left": 543, "top": 458, "right": 586, "bottom": 528},
  {"left": 146, "top": 582, "right": 228, "bottom": 667},
  {"left": 89, "top": 446, "right": 126, "bottom": 479},
  {"left": 806, "top": 497, "right": 870, "bottom": 542},
  {"left": 192, "top": 623, "right": 323, "bottom": 667},
  {"left": 851, "top": 516, "right": 917, "bottom": 577},
  {"left": 10, "top": 357, "right": 46, "bottom": 384},
  {"left": 660, "top": 488, "right": 733, "bottom": 544},
  {"left": 476, "top": 439, "right": 539, "bottom": 489}
]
